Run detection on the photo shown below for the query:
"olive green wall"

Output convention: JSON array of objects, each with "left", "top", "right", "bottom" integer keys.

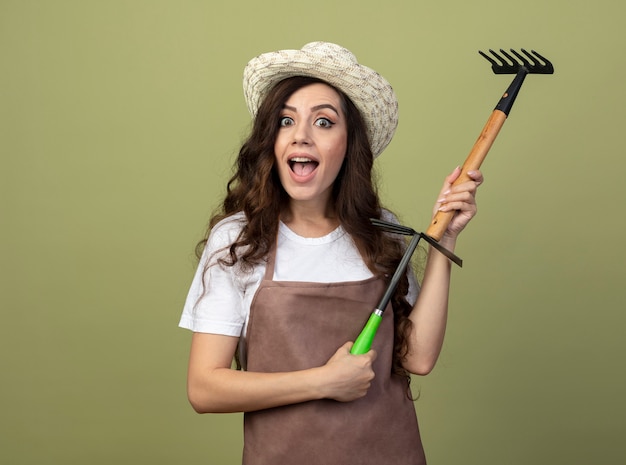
[{"left": 2, "top": 1, "right": 624, "bottom": 464}]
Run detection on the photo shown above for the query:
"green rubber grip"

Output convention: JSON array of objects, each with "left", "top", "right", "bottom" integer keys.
[{"left": 350, "top": 312, "right": 383, "bottom": 355}]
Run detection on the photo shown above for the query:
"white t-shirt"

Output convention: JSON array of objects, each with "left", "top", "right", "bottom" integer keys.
[{"left": 179, "top": 211, "right": 419, "bottom": 337}]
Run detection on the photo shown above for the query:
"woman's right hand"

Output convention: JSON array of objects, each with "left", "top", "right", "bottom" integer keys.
[{"left": 319, "top": 342, "right": 377, "bottom": 402}]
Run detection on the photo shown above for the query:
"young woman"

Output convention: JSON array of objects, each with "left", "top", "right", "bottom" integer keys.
[{"left": 179, "top": 42, "right": 483, "bottom": 465}]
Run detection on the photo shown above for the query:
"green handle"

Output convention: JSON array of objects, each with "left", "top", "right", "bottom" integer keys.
[{"left": 350, "top": 312, "right": 383, "bottom": 355}]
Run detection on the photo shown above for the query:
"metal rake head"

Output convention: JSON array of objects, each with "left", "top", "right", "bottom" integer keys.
[
  {"left": 370, "top": 218, "right": 416, "bottom": 236},
  {"left": 370, "top": 218, "right": 462, "bottom": 267},
  {"left": 479, "top": 49, "right": 554, "bottom": 75}
]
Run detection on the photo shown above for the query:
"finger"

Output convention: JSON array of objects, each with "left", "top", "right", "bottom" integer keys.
[
  {"left": 440, "top": 190, "right": 476, "bottom": 206},
  {"left": 440, "top": 167, "right": 482, "bottom": 196},
  {"left": 466, "top": 169, "right": 484, "bottom": 186},
  {"left": 444, "top": 166, "right": 462, "bottom": 186},
  {"left": 438, "top": 199, "right": 478, "bottom": 214},
  {"left": 434, "top": 167, "right": 460, "bottom": 204},
  {"left": 439, "top": 189, "right": 478, "bottom": 209},
  {"left": 438, "top": 188, "right": 476, "bottom": 208},
  {"left": 442, "top": 177, "right": 482, "bottom": 200}
]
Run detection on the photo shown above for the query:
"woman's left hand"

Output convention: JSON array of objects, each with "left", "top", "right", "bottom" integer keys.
[{"left": 433, "top": 166, "right": 483, "bottom": 240}]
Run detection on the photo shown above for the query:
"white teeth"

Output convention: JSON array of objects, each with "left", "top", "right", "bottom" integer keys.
[{"left": 290, "top": 157, "right": 313, "bottom": 163}]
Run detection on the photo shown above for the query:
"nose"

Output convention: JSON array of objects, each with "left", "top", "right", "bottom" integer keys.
[{"left": 292, "top": 122, "right": 311, "bottom": 145}]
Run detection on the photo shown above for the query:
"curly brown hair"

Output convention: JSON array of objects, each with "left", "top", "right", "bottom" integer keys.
[{"left": 198, "top": 76, "right": 417, "bottom": 377}]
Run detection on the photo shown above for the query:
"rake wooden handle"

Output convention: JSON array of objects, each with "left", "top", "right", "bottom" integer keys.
[{"left": 426, "top": 109, "right": 508, "bottom": 241}]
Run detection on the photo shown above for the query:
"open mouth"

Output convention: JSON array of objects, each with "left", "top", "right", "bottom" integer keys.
[{"left": 289, "top": 157, "right": 319, "bottom": 177}]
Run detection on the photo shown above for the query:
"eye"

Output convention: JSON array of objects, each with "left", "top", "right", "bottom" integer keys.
[
  {"left": 315, "top": 117, "right": 334, "bottom": 128},
  {"left": 279, "top": 116, "right": 294, "bottom": 127}
]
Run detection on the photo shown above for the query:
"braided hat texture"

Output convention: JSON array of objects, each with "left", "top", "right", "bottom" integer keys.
[{"left": 243, "top": 42, "right": 398, "bottom": 158}]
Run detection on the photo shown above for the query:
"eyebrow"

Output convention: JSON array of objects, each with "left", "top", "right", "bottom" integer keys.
[{"left": 283, "top": 103, "right": 340, "bottom": 116}]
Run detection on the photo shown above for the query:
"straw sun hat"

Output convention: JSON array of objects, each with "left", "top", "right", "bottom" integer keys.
[{"left": 243, "top": 41, "right": 398, "bottom": 158}]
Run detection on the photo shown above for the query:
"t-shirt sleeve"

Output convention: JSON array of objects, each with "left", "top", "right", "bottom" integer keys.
[{"left": 178, "top": 218, "right": 246, "bottom": 336}]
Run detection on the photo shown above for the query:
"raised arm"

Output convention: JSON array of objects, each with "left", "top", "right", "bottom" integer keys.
[{"left": 403, "top": 167, "right": 483, "bottom": 375}]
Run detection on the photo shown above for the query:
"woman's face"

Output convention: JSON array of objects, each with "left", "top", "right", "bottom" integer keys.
[{"left": 274, "top": 82, "right": 348, "bottom": 211}]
